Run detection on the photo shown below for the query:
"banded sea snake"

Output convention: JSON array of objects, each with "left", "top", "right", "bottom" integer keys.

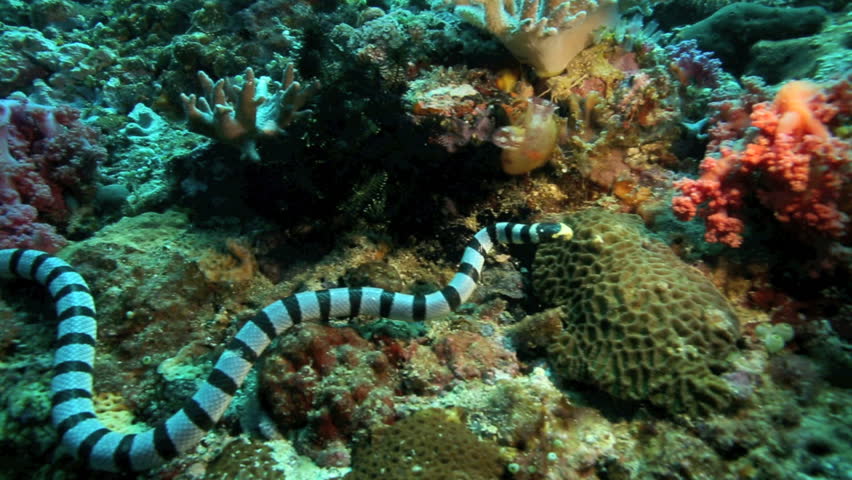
[{"left": 0, "top": 221, "right": 572, "bottom": 472}]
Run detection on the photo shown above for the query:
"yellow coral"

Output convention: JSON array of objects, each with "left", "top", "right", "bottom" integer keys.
[
  {"left": 94, "top": 392, "right": 146, "bottom": 433},
  {"left": 198, "top": 239, "right": 258, "bottom": 283},
  {"left": 493, "top": 97, "right": 559, "bottom": 175},
  {"left": 198, "top": 239, "right": 257, "bottom": 282},
  {"left": 495, "top": 68, "right": 520, "bottom": 93}
]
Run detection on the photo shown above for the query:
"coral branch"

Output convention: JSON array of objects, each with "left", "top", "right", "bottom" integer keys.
[{"left": 180, "top": 65, "right": 320, "bottom": 162}]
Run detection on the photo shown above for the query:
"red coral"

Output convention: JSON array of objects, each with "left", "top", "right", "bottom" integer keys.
[
  {"left": 433, "top": 331, "right": 520, "bottom": 381},
  {"left": 673, "top": 79, "right": 851, "bottom": 247},
  {"left": 258, "top": 323, "right": 399, "bottom": 467},
  {"left": 0, "top": 97, "right": 103, "bottom": 252}
]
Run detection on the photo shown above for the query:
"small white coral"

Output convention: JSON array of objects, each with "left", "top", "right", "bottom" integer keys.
[
  {"left": 451, "top": 0, "right": 620, "bottom": 77},
  {"left": 180, "top": 65, "right": 319, "bottom": 161}
]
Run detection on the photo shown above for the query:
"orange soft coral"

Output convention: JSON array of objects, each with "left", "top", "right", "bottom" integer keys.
[
  {"left": 673, "top": 78, "right": 851, "bottom": 247},
  {"left": 774, "top": 80, "right": 829, "bottom": 139}
]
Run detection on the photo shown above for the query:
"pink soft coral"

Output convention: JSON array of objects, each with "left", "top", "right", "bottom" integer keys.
[
  {"left": 0, "top": 96, "right": 103, "bottom": 252},
  {"left": 673, "top": 79, "right": 851, "bottom": 247}
]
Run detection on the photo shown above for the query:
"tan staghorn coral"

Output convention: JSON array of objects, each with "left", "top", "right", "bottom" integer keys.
[
  {"left": 450, "top": 0, "right": 620, "bottom": 77},
  {"left": 180, "top": 65, "right": 319, "bottom": 161},
  {"left": 530, "top": 208, "right": 740, "bottom": 415}
]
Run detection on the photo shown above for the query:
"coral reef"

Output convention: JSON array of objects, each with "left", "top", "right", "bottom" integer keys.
[
  {"left": 745, "top": 12, "right": 852, "bottom": 84},
  {"left": 664, "top": 39, "right": 723, "bottom": 88},
  {"left": 0, "top": 0, "right": 850, "bottom": 478},
  {"left": 257, "top": 296, "right": 526, "bottom": 467},
  {"left": 0, "top": 25, "right": 117, "bottom": 101},
  {"left": 538, "top": 33, "right": 688, "bottom": 195},
  {"left": 404, "top": 66, "right": 503, "bottom": 153},
  {"left": 530, "top": 208, "right": 741, "bottom": 415},
  {"left": 101, "top": 103, "right": 197, "bottom": 214},
  {"left": 259, "top": 323, "right": 398, "bottom": 467},
  {"left": 205, "top": 438, "right": 281, "bottom": 480}
]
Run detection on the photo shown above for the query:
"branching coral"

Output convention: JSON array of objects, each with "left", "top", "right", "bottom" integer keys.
[
  {"left": 180, "top": 65, "right": 319, "bottom": 161},
  {"left": 450, "top": 0, "right": 620, "bottom": 77}
]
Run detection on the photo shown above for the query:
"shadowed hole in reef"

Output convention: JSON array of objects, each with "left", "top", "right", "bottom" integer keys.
[
  {"left": 718, "top": 443, "right": 749, "bottom": 460},
  {"left": 805, "top": 437, "right": 834, "bottom": 456},
  {"left": 555, "top": 381, "right": 648, "bottom": 422}
]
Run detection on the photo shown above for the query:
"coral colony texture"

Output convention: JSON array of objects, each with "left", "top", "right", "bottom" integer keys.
[
  {"left": 1, "top": 0, "right": 851, "bottom": 479},
  {"left": 531, "top": 208, "right": 741, "bottom": 415}
]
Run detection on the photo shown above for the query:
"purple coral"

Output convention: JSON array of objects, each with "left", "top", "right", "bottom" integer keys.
[
  {"left": 431, "top": 104, "right": 496, "bottom": 153},
  {"left": 665, "top": 39, "right": 723, "bottom": 88},
  {"left": 0, "top": 96, "right": 103, "bottom": 252}
]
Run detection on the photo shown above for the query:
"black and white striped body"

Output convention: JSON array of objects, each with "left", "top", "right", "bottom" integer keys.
[{"left": 0, "top": 222, "right": 571, "bottom": 472}]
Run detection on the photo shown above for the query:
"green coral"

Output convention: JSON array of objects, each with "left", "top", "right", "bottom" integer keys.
[
  {"left": 0, "top": 374, "right": 55, "bottom": 462},
  {"left": 531, "top": 208, "right": 741, "bottom": 415},
  {"left": 206, "top": 438, "right": 281, "bottom": 480},
  {"left": 755, "top": 323, "right": 794, "bottom": 353},
  {"left": 346, "top": 408, "right": 504, "bottom": 479}
]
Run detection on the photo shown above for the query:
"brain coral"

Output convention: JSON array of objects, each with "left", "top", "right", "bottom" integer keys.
[
  {"left": 345, "top": 408, "right": 504, "bottom": 480},
  {"left": 532, "top": 208, "right": 740, "bottom": 415}
]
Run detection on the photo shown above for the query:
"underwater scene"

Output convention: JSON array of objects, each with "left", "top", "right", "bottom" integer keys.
[{"left": 0, "top": 0, "right": 850, "bottom": 478}]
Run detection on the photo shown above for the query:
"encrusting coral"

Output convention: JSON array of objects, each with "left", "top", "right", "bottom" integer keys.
[
  {"left": 345, "top": 408, "right": 504, "bottom": 480},
  {"left": 450, "top": 0, "right": 620, "bottom": 77},
  {"left": 198, "top": 239, "right": 258, "bottom": 283},
  {"left": 180, "top": 65, "right": 320, "bottom": 162}
]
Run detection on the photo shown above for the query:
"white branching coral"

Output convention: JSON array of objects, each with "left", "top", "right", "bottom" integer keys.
[
  {"left": 450, "top": 0, "right": 620, "bottom": 77},
  {"left": 180, "top": 65, "right": 319, "bottom": 161}
]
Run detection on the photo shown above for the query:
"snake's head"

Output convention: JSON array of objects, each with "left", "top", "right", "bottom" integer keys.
[{"left": 538, "top": 223, "right": 573, "bottom": 242}]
